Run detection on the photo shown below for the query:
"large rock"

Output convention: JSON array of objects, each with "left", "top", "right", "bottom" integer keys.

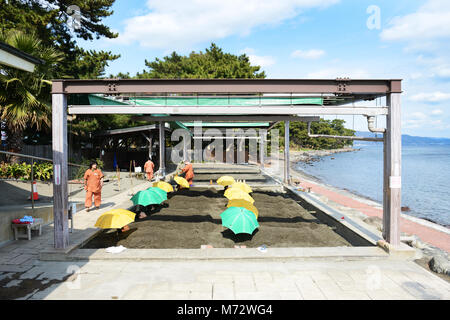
[{"left": 428, "top": 255, "right": 450, "bottom": 276}]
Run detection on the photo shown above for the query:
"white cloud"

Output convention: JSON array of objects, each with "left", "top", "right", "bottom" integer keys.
[
  {"left": 409, "top": 92, "right": 450, "bottom": 103},
  {"left": 247, "top": 55, "right": 276, "bottom": 68},
  {"left": 411, "top": 112, "right": 427, "bottom": 120},
  {"left": 415, "top": 55, "right": 450, "bottom": 79},
  {"left": 291, "top": 49, "right": 325, "bottom": 59},
  {"left": 433, "top": 65, "right": 450, "bottom": 78},
  {"left": 306, "top": 68, "right": 370, "bottom": 79},
  {"left": 403, "top": 119, "right": 425, "bottom": 129},
  {"left": 403, "top": 109, "right": 447, "bottom": 130},
  {"left": 381, "top": 0, "right": 450, "bottom": 42},
  {"left": 112, "top": 0, "right": 340, "bottom": 49},
  {"left": 431, "top": 109, "right": 444, "bottom": 115},
  {"left": 241, "top": 48, "right": 275, "bottom": 68}
]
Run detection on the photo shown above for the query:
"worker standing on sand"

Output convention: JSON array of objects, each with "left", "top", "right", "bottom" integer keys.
[
  {"left": 84, "top": 161, "right": 104, "bottom": 211},
  {"left": 144, "top": 158, "right": 155, "bottom": 181},
  {"left": 180, "top": 161, "right": 194, "bottom": 186}
]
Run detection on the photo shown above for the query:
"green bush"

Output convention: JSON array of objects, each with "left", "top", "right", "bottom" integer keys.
[
  {"left": 72, "top": 158, "right": 103, "bottom": 179},
  {"left": 0, "top": 161, "right": 53, "bottom": 181}
]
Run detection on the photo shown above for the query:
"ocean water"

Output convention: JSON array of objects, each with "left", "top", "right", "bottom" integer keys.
[{"left": 295, "top": 142, "right": 450, "bottom": 227}]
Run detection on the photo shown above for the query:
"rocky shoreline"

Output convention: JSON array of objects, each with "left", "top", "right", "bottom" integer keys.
[
  {"left": 289, "top": 146, "right": 357, "bottom": 164},
  {"left": 279, "top": 148, "right": 450, "bottom": 281}
]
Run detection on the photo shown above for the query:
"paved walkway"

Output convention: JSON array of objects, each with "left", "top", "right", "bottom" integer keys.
[
  {"left": 2, "top": 258, "right": 450, "bottom": 300},
  {"left": 298, "top": 180, "right": 450, "bottom": 252},
  {"left": 0, "top": 180, "right": 152, "bottom": 273},
  {"left": 0, "top": 165, "right": 449, "bottom": 300}
]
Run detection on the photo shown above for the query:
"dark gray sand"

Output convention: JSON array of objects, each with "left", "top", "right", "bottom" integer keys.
[{"left": 84, "top": 187, "right": 352, "bottom": 249}]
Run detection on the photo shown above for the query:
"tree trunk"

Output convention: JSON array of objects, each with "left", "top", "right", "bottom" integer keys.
[{"left": 7, "top": 127, "right": 24, "bottom": 163}]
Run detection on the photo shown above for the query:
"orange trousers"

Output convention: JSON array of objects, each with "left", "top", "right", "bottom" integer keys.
[
  {"left": 146, "top": 171, "right": 153, "bottom": 180},
  {"left": 85, "top": 191, "right": 101, "bottom": 208}
]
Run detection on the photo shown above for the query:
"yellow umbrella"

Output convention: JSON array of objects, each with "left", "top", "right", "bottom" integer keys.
[
  {"left": 217, "top": 175, "right": 235, "bottom": 187},
  {"left": 153, "top": 181, "right": 174, "bottom": 193},
  {"left": 174, "top": 176, "right": 190, "bottom": 189},
  {"left": 103, "top": 208, "right": 136, "bottom": 220},
  {"left": 231, "top": 182, "right": 252, "bottom": 193},
  {"left": 224, "top": 188, "right": 255, "bottom": 204},
  {"left": 95, "top": 212, "right": 135, "bottom": 229},
  {"left": 227, "top": 199, "right": 259, "bottom": 218}
]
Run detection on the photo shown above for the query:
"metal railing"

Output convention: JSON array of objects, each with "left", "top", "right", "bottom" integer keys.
[{"left": 0, "top": 150, "right": 85, "bottom": 215}]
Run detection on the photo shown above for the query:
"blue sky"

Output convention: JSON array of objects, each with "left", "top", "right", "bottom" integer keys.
[{"left": 77, "top": 0, "right": 450, "bottom": 138}]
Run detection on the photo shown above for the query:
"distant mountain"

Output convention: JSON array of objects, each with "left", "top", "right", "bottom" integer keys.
[{"left": 355, "top": 131, "right": 450, "bottom": 145}]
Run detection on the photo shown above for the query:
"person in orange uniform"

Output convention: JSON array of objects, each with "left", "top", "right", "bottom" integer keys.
[
  {"left": 144, "top": 158, "right": 155, "bottom": 181},
  {"left": 84, "top": 161, "right": 104, "bottom": 211},
  {"left": 181, "top": 161, "right": 194, "bottom": 186}
]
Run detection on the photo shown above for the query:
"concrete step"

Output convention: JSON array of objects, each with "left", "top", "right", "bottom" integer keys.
[
  {"left": 193, "top": 168, "right": 261, "bottom": 174},
  {"left": 194, "top": 174, "right": 268, "bottom": 182},
  {"left": 63, "top": 246, "right": 389, "bottom": 262}
]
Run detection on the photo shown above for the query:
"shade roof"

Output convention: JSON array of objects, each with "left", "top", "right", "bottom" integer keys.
[{"left": 87, "top": 94, "right": 276, "bottom": 129}]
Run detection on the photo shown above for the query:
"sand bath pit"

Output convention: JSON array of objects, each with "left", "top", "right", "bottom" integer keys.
[{"left": 83, "top": 187, "right": 353, "bottom": 249}]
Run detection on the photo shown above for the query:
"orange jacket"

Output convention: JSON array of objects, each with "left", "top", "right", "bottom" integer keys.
[
  {"left": 84, "top": 169, "right": 104, "bottom": 193},
  {"left": 144, "top": 160, "right": 154, "bottom": 173},
  {"left": 182, "top": 163, "right": 194, "bottom": 182}
]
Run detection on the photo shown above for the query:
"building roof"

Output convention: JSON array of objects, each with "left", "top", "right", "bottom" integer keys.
[{"left": 0, "top": 41, "right": 44, "bottom": 72}]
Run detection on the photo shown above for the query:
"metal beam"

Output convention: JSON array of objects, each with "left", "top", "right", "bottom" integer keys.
[
  {"left": 132, "top": 115, "right": 320, "bottom": 122},
  {"left": 52, "top": 94, "right": 69, "bottom": 249},
  {"left": 268, "top": 121, "right": 281, "bottom": 131},
  {"left": 384, "top": 93, "right": 402, "bottom": 247},
  {"left": 52, "top": 78, "right": 402, "bottom": 95},
  {"left": 68, "top": 105, "right": 388, "bottom": 116},
  {"left": 260, "top": 129, "right": 267, "bottom": 168},
  {"left": 96, "top": 124, "right": 170, "bottom": 136},
  {"left": 308, "top": 134, "right": 384, "bottom": 142},
  {"left": 141, "top": 132, "right": 151, "bottom": 143},
  {"left": 159, "top": 121, "right": 166, "bottom": 177},
  {"left": 284, "top": 121, "right": 290, "bottom": 184},
  {"left": 193, "top": 136, "right": 261, "bottom": 140}
]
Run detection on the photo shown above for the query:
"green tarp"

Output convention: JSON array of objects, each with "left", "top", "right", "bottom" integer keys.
[
  {"left": 86, "top": 94, "right": 323, "bottom": 131},
  {"left": 87, "top": 95, "right": 190, "bottom": 131},
  {"left": 131, "top": 96, "right": 323, "bottom": 106}
]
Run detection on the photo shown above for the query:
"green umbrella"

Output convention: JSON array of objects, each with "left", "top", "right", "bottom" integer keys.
[
  {"left": 131, "top": 188, "right": 167, "bottom": 206},
  {"left": 220, "top": 207, "right": 259, "bottom": 235},
  {"left": 147, "top": 186, "right": 168, "bottom": 199}
]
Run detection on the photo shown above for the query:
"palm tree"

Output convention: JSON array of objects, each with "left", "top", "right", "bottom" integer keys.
[{"left": 0, "top": 30, "right": 63, "bottom": 159}]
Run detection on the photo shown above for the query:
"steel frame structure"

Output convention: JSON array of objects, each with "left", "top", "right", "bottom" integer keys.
[{"left": 51, "top": 78, "right": 402, "bottom": 249}]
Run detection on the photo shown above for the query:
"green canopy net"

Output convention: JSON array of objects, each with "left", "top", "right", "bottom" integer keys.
[
  {"left": 87, "top": 94, "right": 323, "bottom": 107},
  {"left": 87, "top": 94, "right": 324, "bottom": 130}
]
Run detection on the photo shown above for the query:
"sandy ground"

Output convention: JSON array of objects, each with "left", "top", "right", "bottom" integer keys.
[{"left": 83, "top": 187, "right": 352, "bottom": 249}]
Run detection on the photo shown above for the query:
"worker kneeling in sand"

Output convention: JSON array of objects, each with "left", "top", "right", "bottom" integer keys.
[
  {"left": 144, "top": 158, "right": 155, "bottom": 181},
  {"left": 178, "top": 161, "right": 194, "bottom": 187},
  {"left": 84, "top": 161, "right": 104, "bottom": 211}
]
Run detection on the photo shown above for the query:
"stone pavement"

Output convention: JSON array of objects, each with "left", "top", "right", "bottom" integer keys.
[
  {"left": 0, "top": 179, "right": 152, "bottom": 274},
  {"left": 0, "top": 166, "right": 449, "bottom": 300},
  {"left": 1, "top": 258, "right": 449, "bottom": 300}
]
